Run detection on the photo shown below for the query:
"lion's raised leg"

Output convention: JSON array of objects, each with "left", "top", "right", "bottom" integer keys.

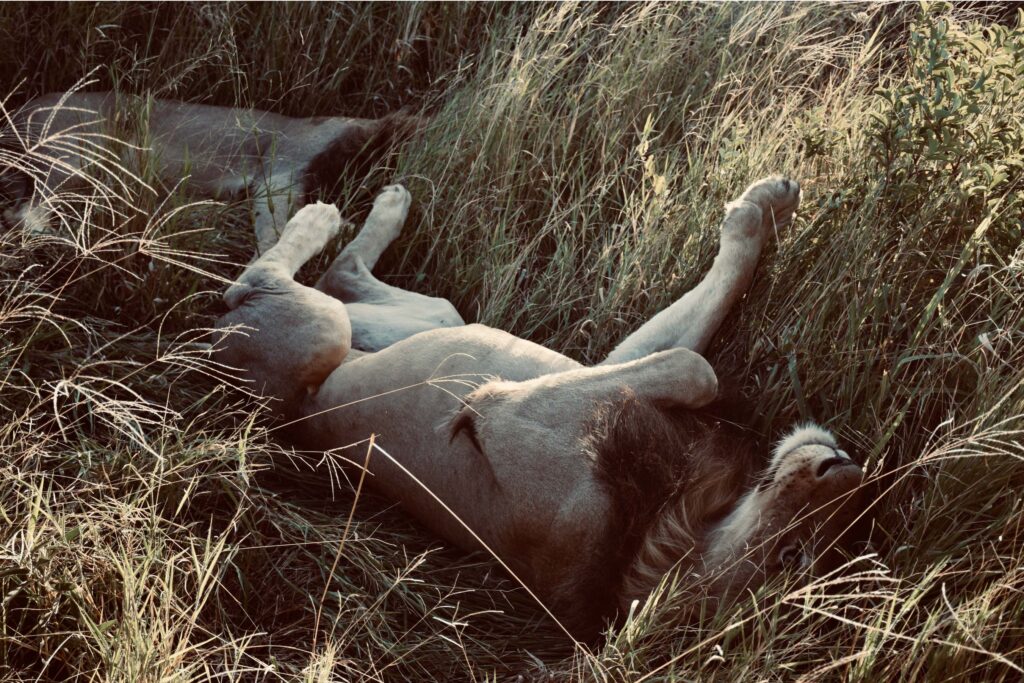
[
  {"left": 315, "top": 183, "right": 413, "bottom": 300},
  {"left": 602, "top": 177, "right": 800, "bottom": 365},
  {"left": 215, "top": 202, "right": 352, "bottom": 416},
  {"left": 315, "top": 184, "right": 464, "bottom": 352}
]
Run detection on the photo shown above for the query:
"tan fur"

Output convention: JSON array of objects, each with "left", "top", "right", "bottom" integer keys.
[
  {"left": 208, "top": 174, "right": 864, "bottom": 640},
  {"left": 6, "top": 91, "right": 419, "bottom": 253}
]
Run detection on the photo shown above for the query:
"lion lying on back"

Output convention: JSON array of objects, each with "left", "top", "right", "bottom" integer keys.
[{"left": 211, "top": 177, "right": 866, "bottom": 639}]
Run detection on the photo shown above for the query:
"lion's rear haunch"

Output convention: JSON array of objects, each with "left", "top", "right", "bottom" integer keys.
[{"left": 559, "top": 392, "right": 759, "bottom": 638}]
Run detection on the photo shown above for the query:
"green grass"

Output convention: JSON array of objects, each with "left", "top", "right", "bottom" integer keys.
[{"left": 2, "top": 1, "right": 1023, "bottom": 680}]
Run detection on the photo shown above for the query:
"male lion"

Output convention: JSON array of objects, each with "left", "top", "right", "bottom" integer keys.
[
  {"left": 2, "top": 91, "right": 420, "bottom": 250},
  {"left": 213, "top": 177, "right": 866, "bottom": 640}
]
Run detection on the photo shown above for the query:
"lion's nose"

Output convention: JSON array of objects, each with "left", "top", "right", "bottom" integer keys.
[{"left": 815, "top": 452, "right": 858, "bottom": 479}]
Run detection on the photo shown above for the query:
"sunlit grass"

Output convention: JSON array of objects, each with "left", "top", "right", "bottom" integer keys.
[{"left": 1, "top": 2, "right": 1022, "bottom": 681}]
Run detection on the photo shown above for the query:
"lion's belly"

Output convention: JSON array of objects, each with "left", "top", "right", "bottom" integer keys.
[{"left": 299, "top": 324, "right": 581, "bottom": 550}]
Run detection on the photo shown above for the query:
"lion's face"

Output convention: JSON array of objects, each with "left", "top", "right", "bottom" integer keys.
[{"left": 705, "top": 425, "right": 865, "bottom": 594}]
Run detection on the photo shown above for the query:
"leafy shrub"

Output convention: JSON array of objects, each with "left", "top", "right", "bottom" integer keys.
[{"left": 868, "top": 5, "right": 1023, "bottom": 254}]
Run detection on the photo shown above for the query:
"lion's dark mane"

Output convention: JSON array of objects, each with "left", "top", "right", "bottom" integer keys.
[
  {"left": 300, "top": 111, "right": 425, "bottom": 202},
  {"left": 563, "top": 387, "right": 762, "bottom": 640}
]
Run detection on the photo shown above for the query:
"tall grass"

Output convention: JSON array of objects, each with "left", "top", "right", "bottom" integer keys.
[{"left": 1, "top": 2, "right": 1022, "bottom": 680}]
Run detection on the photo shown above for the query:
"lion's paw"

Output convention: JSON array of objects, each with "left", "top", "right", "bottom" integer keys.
[
  {"left": 373, "top": 184, "right": 412, "bottom": 214},
  {"left": 285, "top": 201, "right": 342, "bottom": 243},
  {"left": 731, "top": 176, "right": 801, "bottom": 234}
]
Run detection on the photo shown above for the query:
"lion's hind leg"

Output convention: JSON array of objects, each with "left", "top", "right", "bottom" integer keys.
[
  {"left": 315, "top": 184, "right": 464, "bottom": 352},
  {"left": 603, "top": 177, "right": 800, "bottom": 364},
  {"left": 216, "top": 202, "right": 352, "bottom": 416},
  {"left": 314, "top": 184, "right": 412, "bottom": 299}
]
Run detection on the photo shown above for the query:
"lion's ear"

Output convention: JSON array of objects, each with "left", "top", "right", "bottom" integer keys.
[{"left": 448, "top": 406, "right": 482, "bottom": 452}]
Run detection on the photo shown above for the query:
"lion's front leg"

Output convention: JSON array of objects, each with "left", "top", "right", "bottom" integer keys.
[{"left": 602, "top": 176, "right": 800, "bottom": 365}]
